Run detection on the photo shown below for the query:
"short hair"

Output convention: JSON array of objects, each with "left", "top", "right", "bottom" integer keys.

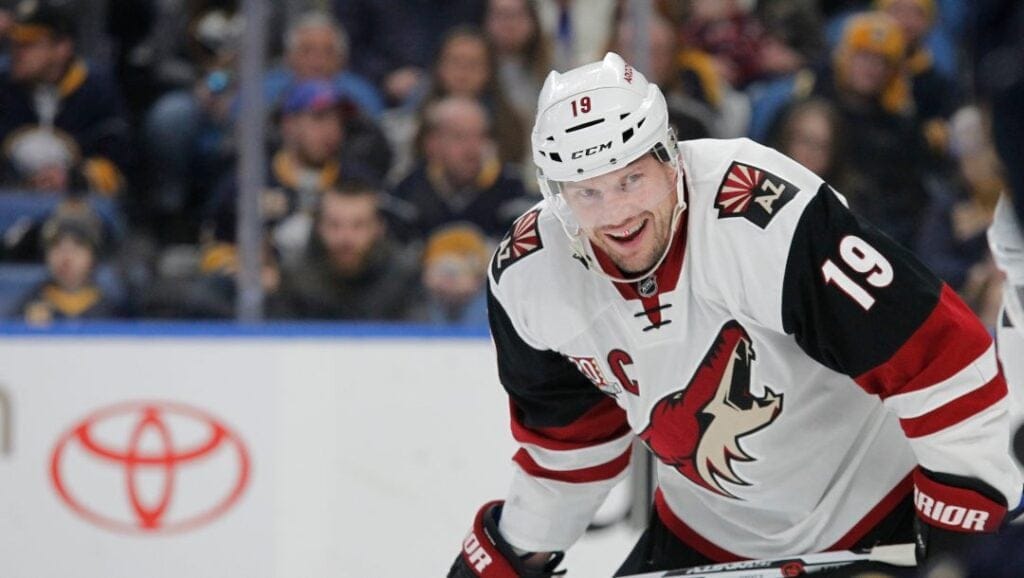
[
  {"left": 421, "top": 96, "right": 492, "bottom": 136},
  {"left": 319, "top": 178, "right": 382, "bottom": 212},
  {"left": 284, "top": 11, "right": 349, "bottom": 61},
  {"left": 328, "top": 178, "right": 381, "bottom": 198}
]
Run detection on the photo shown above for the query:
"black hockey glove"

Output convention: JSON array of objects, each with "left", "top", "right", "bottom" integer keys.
[
  {"left": 448, "top": 501, "right": 566, "bottom": 578},
  {"left": 912, "top": 467, "right": 1010, "bottom": 562}
]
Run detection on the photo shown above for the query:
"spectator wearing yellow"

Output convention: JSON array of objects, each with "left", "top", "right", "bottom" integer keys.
[
  {"left": 833, "top": 11, "right": 911, "bottom": 116},
  {"left": 19, "top": 211, "right": 121, "bottom": 324},
  {"left": 877, "top": 0, "right": 962, "bottom": 151},
  {"left": 420, "top": 223, "right": 491, "bottom": 327},
  {"left": 0, "top": 0, "right": 129, "bottom": 196}
]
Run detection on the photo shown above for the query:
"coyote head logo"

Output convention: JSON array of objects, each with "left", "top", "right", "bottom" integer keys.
[{"left": 639, "top": 321, "right": 783, "bottom": 498}]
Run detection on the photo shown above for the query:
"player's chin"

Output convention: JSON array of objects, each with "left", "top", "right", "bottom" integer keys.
[{"left": 607, "top": 244, "right": 659, "bottom": 276}]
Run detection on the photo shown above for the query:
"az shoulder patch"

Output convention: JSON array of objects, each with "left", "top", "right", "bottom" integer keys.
[
  {"left": 714, "top": 161, "right": 798, "bottom": 229},
  {"left": 491, "top": 209, "right": 543, "bottom": 283}
]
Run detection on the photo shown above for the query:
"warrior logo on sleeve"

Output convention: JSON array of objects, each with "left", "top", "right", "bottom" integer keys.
[
  {"left": 715, "top": 161, "right": 798, "bottom": 229},
  {"left": 491, "top": 209, "right": 543, "bottom": 283},
  {"left": 640, "top": 321, "right": 783, "bottom": 498}
]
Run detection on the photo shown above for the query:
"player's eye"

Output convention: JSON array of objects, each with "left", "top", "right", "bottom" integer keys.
[{"left": 622, "top": 172, "right": 644, "bottom": 191}]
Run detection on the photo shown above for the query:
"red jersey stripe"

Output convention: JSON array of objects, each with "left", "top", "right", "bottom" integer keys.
[
  {"left": 899, "top": 374, "right": 1008, "bottom": 438},
  {"left": 512, "top": 446, "right": 631, "bottom": 483},
  {"left": 654, "top": 488, "right": 743, "bottom": 562},
  {"left": 653, "top": 476, "right": 913, "bottom": 562},
  {"left": 510, "top": 397, "right": 630, "bottom": 450},
  {"left": 855, "top": 285, "right": 992, "bottom": 399},
  {"left": 829, "top": 473, "right": 913, "bottom": 550}
]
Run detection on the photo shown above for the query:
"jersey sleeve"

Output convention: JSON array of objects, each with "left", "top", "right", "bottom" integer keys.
[
  {"left": 486, "top": 285, "right": 633, "bottom": 552},
  {"left": 780, "top": 181, "right": 1023, "bottom": 516}
]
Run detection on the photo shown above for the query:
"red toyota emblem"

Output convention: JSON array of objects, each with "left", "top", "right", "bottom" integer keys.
[{"left": 50, "top": 400, "right": 251, "bottom": 534}]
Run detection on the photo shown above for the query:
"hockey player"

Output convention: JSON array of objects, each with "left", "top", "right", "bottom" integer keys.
[{"left": 448, "top": 53, "right": 1023, "bottom": 577}]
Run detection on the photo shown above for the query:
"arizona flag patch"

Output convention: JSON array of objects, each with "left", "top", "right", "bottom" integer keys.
[
  {"left": 715, "top": 161, "right": 798, "bottom": 228},
  {"left": 491, "top": 209, "right": 543, "bottom": 283}
]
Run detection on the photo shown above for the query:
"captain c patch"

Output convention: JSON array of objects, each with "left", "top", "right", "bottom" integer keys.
[{"left": 714, "top": 161, "right": 798, "bottom": 229}]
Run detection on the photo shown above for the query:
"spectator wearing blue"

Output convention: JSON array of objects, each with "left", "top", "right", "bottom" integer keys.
[
  {"left": 138, "top": 7, "right": 243, "bottom": 239},
  {"left": 914, "top": 107, "right": 1003, "bottom": 298},
  {"left": 18, "top": 210, "right": 122, "bottom": 324},
  {"left": 206, "top": 79, "right": 368, "bottom": 267},
  {"left": 0, "top": 0, "right": 130, "bottom": 197},
  {"left": 745, "top": 1, "right": 827, "bottom": 143},
  {"left": 391, "top": 96, "right": 531, "bottom": 243},
  {"left": 263, "top": 12, "right": 383, "bottom": 119}
]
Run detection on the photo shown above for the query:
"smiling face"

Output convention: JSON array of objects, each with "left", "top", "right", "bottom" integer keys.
[{"left": 561, "top": 154, "right": 678, "bottom": 275}]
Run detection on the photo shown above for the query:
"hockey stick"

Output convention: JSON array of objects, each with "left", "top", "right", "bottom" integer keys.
[{"left": 619, "top": 543, "right": 916, "bottom": 578}]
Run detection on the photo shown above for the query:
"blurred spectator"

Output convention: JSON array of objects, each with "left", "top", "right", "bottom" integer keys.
[
  {"left": 140, "top": 6, "right": 243, "bottom": 240},
  {"left": 0, "top": 0, "right": 130, "bottom": 196},
  {"left": 754, "top": 0, "right": 825, "bottom": 82},
  {"left": 535, "top": 0, "right": 617, "bottom": 71},
  {"left": 0, "top": 193, "right": 121, "bottom": 262},
  {"left": 143, "top": 230, "right": 281, "bottom": 319},
  {"left": 205, "top": 79, "right": 389, "bottom": 266},
  {"left": 680, "top": 0, "right": 764, "bottom": 89},
  {"left": 383, "top": 26, "right": 527, "bottom": 182},
  {"left": 745, "top": 0, "right": 826, "bottom": 141},
  {"left": 769, "top": 98, "right": 857, "bottom": 192},
  {"left": 914, "top": 106, "right": 1002, "bottom": 293},
  {"left": 423, "top": 26, "right": 527, "bottom": 167},
  {"left": 263, "top": 11, "right": 384, "bottom": 118},
  {"left": 610, "top": 10, "right": 715, "bottom": 139},
  {"left": 769, "top": 12, "right": 931, "bottom": 247},
  {"left": 17, "top": 211, "right": 122, "bottom": 323},
  {"left": 392, "top": 96, "right": 531, "bottom": 242},
  {"left": 878, "top": 0, "right": 961, "bottom": 151},
  {"left": 419, "top": 223, "right": 490, "bottom": 328},
  {"left": 612, "top": 3, "right": 751, "bottom": 138},
  {"left": 333, "top": 0, "right": 485, "bottom": 107},
  {"left": 483, "top": 0, "right": 551, "bottom": 128},
  {"left": 272, "top": 180, "right": 421, "bottom": 320}
]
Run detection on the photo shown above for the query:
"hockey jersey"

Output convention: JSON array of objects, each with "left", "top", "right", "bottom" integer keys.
[{"left": 486, "top": 138, "right": 1023, "bottom": 560}]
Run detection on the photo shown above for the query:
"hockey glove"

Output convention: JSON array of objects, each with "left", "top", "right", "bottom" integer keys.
[
  {"left": 912, "top": 467, "right": 1009, "bottom": 562},
  {"left": 448, "top": 501, "right": 566, "bottom": 578}
]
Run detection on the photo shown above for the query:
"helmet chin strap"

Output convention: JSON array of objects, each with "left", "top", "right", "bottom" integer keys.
[{"left": 560, "top": 157, "right": 688, "bottom": 285}]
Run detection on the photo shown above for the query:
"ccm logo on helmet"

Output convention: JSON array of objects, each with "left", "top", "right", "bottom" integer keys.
[
  {"left": 462, "top": 533, "right": 493, "bottom": 572},
  {"left": 572, "top": 141, "right": 612, "bottom": 159},
  {"left": 914, "top": 487, "right": 990, "bottom": 531}
]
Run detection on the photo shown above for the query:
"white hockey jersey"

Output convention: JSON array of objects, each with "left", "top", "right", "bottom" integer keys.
[{"left": 486, "top": 138, "right": 1023, "bottom": 561}]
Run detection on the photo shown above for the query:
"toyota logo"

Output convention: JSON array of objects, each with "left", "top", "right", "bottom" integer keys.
[{"left": 50, "top": 400, "right": 251, "bottom": 534}]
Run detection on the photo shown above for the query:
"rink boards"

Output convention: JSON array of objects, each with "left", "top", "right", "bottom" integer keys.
[{"left": 0, "top": 323, "right": 534, "bottom": 578}]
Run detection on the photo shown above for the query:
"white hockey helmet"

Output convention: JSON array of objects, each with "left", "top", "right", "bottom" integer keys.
[
  {"left": 532, "top": 53, "right": 681, "bottom": 228},
  {"left": 532, "top": 52, "right": 675, "bottom": 183}
]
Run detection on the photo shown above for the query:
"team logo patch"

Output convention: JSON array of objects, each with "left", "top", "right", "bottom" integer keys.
[
  {"left": 491, "top": 209, "right": 543, "bottom": 283},
  {"left": 639, "top": 321, "right": 783, "bottom": 498},
  {"left": 715, "top": 161, "right": 798, "bottom": 229}
]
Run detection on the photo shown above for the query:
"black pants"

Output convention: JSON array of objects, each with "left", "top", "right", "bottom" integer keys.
[{"left": 614, "top": 495, "right": 916, "bottom": 577}]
